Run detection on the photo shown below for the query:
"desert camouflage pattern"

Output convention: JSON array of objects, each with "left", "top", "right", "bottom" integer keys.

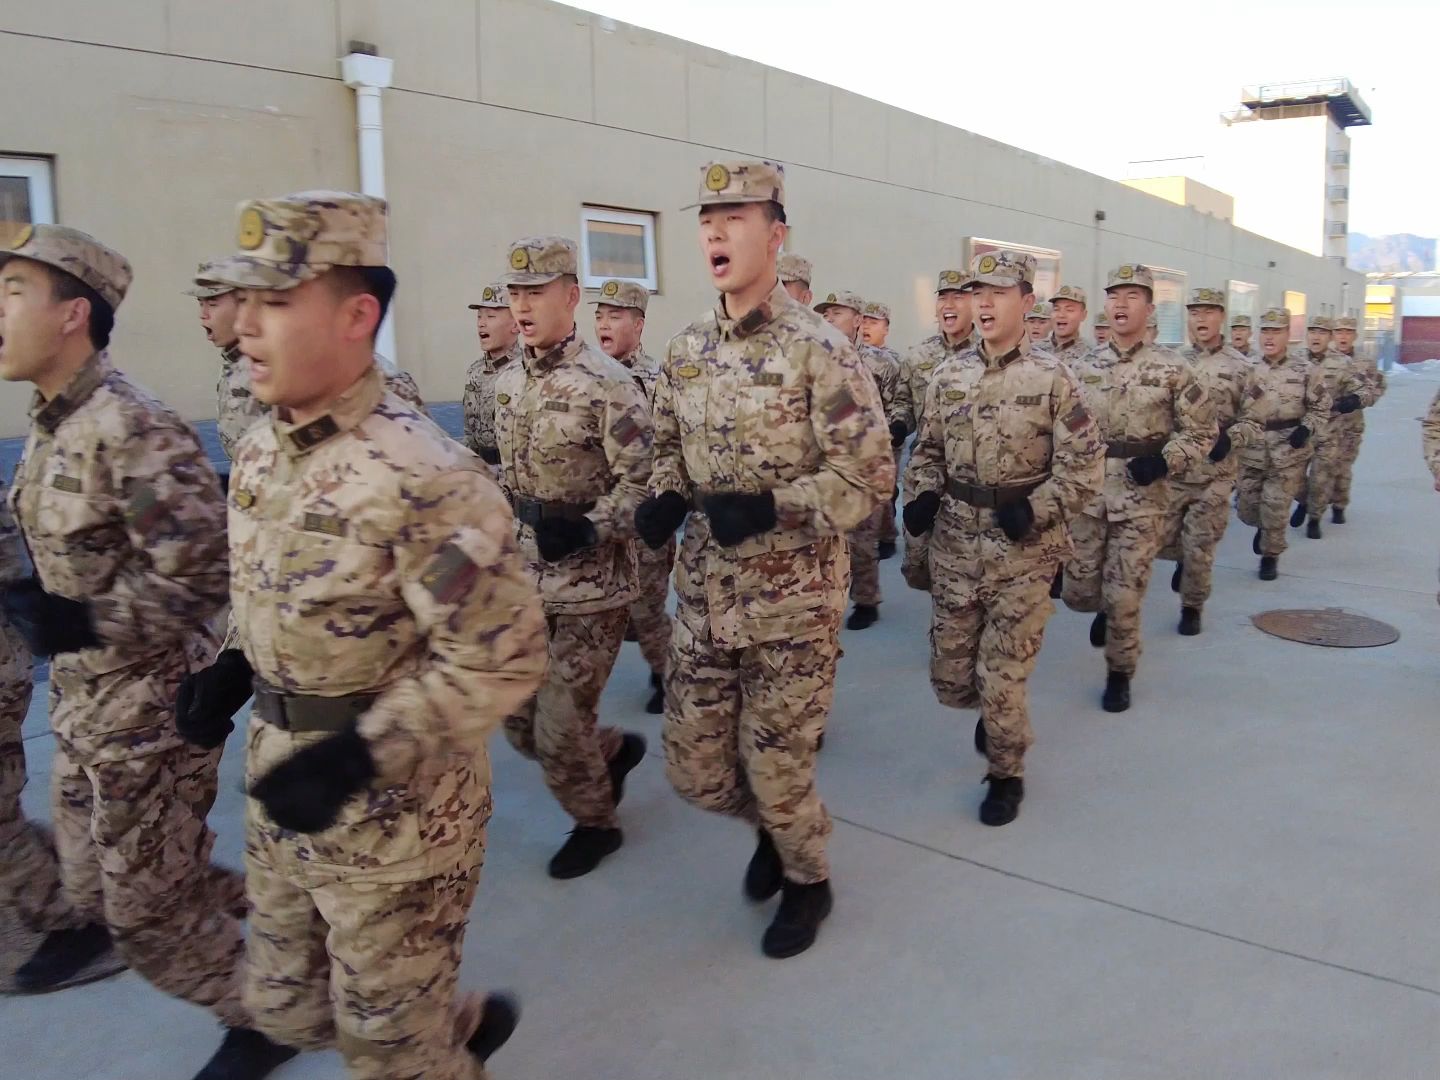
[
  {"left": 862, "top": 300, "right": 892, "bottom": 322},
  {"left": 683, "top": 159, "right": 786, "bottom": 209},
  {"left": 468, "top": 282, "right": 510, "bottom": 310},
  {"left": 1230, "top": 314, "right": 1252, "bottom": 329},
  {"left": 462, "top": 340, "right": 523, "bottom": 468},
  {"left": 777, "top": 253, "right": 813, "bottom": 285},
  {"left": 186, "top": 259, "right": 234, "bottom": 300},
  {"left": 972, "top": 250, "right": 1036, "bottom": 287},
  {"left": 1259, "top": 307, "right": 1290, "bottom": 330},
  {"left": 376, "top": 355, "right": 429, "bottom": 416},
  {"left": 591, "top": 278, "right": 649, "bottom": 312},
  {"left": 617, "top": 343, "right": 664, "bottom": 405},
  {"left": 1026, "top": 301, "right": 1054, "bottom": 321},
  {"left": 1053, "top": 284, "right": 1088, "bottom": 307},
  {"left": 1064, "top": 513, "right": 1166, "bottom": 676},
  {"left": 493, "top": 331, "right": 652, "bottom": 614},
  {"left": 1105, "top": 264, "right": 1156, "bottom": 292},
  {"left": 815, "top": 290, "right": 865, "bottom": 314},
  {"left": 1049, "top": 333, "right": 1091, "bottom": 364},
  {"left": 503, "top": 235, "right": 578, "bottom": 286},
  {"left": 1428, "top": 390, "right": 1440, "bottom": 605},
  {"left": 868, "top": 342, "right": 906, "bottom": 546},
  {"left": 216, "top": 344, "right": 268, "bottom": 459},
  {"left": 1328, "top": 342, "right": 1386, "bottom": 510},
  {"left": 1301, "top": 348, "right": 1365, "bottom": 520},
  {"left": 905, "top": 337, "right": 1102, "bottom": 775},
  {"left": 936, "top": 269, "right": 969, "bottom": 292},
  {"left": 207, "top": 190, "right": 387, "bottom": 290},
  {"left": 1187, "top": 287, "right": 1227, "bottom": 308},
  {"left": 0, "top": 223, "right": 132, "bottom": 310},
  {"left": 849, "top": 343, "right": 901, "bottom": 606}
]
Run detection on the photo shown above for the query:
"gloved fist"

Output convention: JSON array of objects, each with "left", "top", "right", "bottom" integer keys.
[
  {"left": 634, "top": 491, "right": 689, "bottom": 549},
  {"left": 702, "top": 492, "right": 777, "bottom": 547},
  {"left": 1127, "top": 453, "right": 1169, "bottom": 486},
  {"left": 1334, "top": 393, "right": 1362, "bottom": 415},
  {"left": 903, "top": 491, "right": 941, "bottom": 536},
  {"left": 0, "top": 577, "right": 99, "bottom": 657},
  {"left": 534, "top": 516, "right": 598, "bottom": 562},
  {"left": 477, "top": 446, "right": 502, "bottom": 466},
  {"left": 1208, "top": 430, "right": 1232, "bottom": 462},
  {"left": 888, "top": 421, "right": 910, "bottom": 449},
  {"left": 1288, "top": 424, "right": 1311, "bottom": 449},
  {"left": 175, "top": 649, "right": 254, "bottom": 750},
  {"left": 994, "top": 498, "right": 1036, "bottom": 543},
  {"left": 249, "top": 724, "right": 377, "bottom": 833}
]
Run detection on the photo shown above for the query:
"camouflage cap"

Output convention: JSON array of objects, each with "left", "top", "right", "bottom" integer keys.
[
  {"left": 204, "top": 191, "right": 387, "bottom": 291},
  {"left": 1230, "top": 314, "right": 1252, "bottom": 328},
  {"left": 682, "top": 159, "right": 785, "bottom": 210},
  {"left": 1186, "top": 286, "right": 1227, "bottom": 309},
  {"left": 589, "top": 278, "right": 649, "bottom": 313},
  {"left": 467, "top": 282, "right": 510, "bottom": 310},
  {"left": 1260, "top": 307, "right": 1290, "bottom": 329},
  {"left": 0, "top": 223, "right": 132, "bottom": 310},
  {"left": 814, "top": 289, "right": 865, "bottom": 314},
  {"left": 185, "top": 260, "right": 234, "bottom": 299},
  {"left": 1333, "top": 315, "right": 1358, "bottom": 331},
  {"left": 862, "top": 300, "right": 891, "bottom": 321},
  {"left": 503, "top": 236, "right": 578, "bottom": 286},
  {"left": 1052, "top": 284, "right": 1088, "bottom": 307},
  {"left": 777, "top": 252, "right": 813, "bottom": 285},
  {"left": 970, "top": 249, "right": 1036, "bottom": 288},
  {"left": 1025, "top": 301, "right": 1054, "bottom": 320},
  {"left": 1307, "top": 314, "right": 1333, "bottom": 331},
  {"left": 1105, "top": 264, "right": 1155, "bottom": 292},
  {"left": 935, "top": 269, "right": 969, "bottom": 293},
  {"left": 1093, "top": 311, "right": 1111, "bottom": 327}
]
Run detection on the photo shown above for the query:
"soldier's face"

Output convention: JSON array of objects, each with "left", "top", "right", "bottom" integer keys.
[
  {"left": 698, "top": 203, "right": 784, "bottom": 295},
  {"left": 935, "top": 289, "right": 971, "bottom": 339},
  {"left": 1095, "top": 326, "right": 1110, "bottom": 344},
  {"left": 972, "top": 283, "right": 1028, "bottom": 346},
  {"left": 1307, "top": 329, "right": 1331, "bottom": 353},
  {"left": 476, "top": 307, "right": 518, "bottom": 354},
  {"left": 1052, "top": 299, "right": 1085, "bottom": 338},
  {"left": 198, "top": 292, "right": 240, "bottom": 349},
  {"left": 1105, "top": 286, "right": 1152, "bottom": 343},
  {"left": 1231, "top": 327, "right": 1251, "bottom": 351},
  {"left": 821, "top": 306, "right": 860, "bottom": 341},
  {"left": 0, "top": 259, "right": 82, "bottom": 385},
  {"left": 860, "top": 315, "right": 889, "bottom": 347},
  {"left": 782, "top": 280, "right": 812, "bottom": 305},
  {"left": 508, "top": 278, "right": 580, "bottom": 351},
  {"left": 1260, "top": 327, "right": 1287, "bottom": 358},
  {"left": 1025, "top": 318, "right": 1051, "bottom": 342},
  {"left": 1334, "top": 328, "right": 1357, "bottom": 352},
  {"left": 1188, "top": 306, "right": 1223, "bottom": 346},
  {"left": 594, "top": 304, "right": 644, "bottom": 359}
]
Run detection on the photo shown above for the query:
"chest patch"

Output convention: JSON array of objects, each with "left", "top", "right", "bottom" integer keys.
[
  {"left": 752, "top": 372, "right": 784, "bottom": 387},
  {"left": 675, "top": 364, "right": 701, "bottom": 379},
  {"left": 302, "top": 512, "right": 346, "bottom": 538},
  {"left": 50, "top": 474, "right": 82, "bottom": 494},
  {"left": 543, "top": 400, "right": 570, "bottom": 413},
  {"left": 1015, "top": 394, "right": 1042, "bottom": 406}
]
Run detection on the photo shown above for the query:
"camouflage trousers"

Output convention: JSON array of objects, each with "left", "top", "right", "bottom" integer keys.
[
  {"left": 662, "top": 614, "right": 838, "bottom": 884},
  {"left": 245, "top": 826, "right": 492, "bottom": 1080},
  {"left": 1331, "top": 418, "right": 1364, "bottom": 510},
  {"left": 1062, "top": 511, "right": 1165, "bottom": 677},
  {"left": 847, "top": 504, "right": 884, "bottom": 607},
  {"left": 1303, "top": 429, "right": 1348, "bottom": 519},
  {"left": 902, "top": 529, "right": 933, "bottom": 592},
  {"left": 630, "top": 537, "right": 675, "bottom": 676},
  {"left": 878, "top": 448, "right": 901, "bottom": 544},
  {"left": 504, "top": 608, "right": 627, "bottom": 829},
  {"left": 930, "top": 560, "right": 1055, "bottom": 779},
  {"left": 1158, "top": 474, "right": 1236, "bottom": 609},
  {"left": 1237, "top": 440, "right": 1310, "bottom": 557}
]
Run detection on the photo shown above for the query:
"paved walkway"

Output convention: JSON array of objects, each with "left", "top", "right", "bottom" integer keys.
[{"left": 3, "top": 376, "right": 1438, "bottom": 1079}]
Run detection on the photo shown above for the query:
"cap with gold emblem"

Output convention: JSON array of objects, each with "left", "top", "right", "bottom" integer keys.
[
  {"left": 1105, "top": 264, "right": 1155, "bottom": 292},
  {"left": 186, "top": 260, "right": 234, "bottom": 300},
  {"left": 682, "top": 159, "right": 786, "bottom": 211},
  {"left": 1260, "top": 307, "right": 1290, "bottom": 329},
  {"left": 204, "top": 191, "right": 387, "bottom": 291},
  {"left": 970, "top": 249, "right": 1036, "bottom": 288},
  {"left": 1230, "top": 314, "right": 1252, "bottom": 328},
  {"left": 589, "top": 279, "right": 649, "bottom": 313},
  {"left": 1093, "top": 311, "right": 1111, "bottom": 328},
  {"left": 1052, "top": 284, "right": 1088, "bottom": 307},
  {"left": 1307, "top": 314, "right": 1333, "bottom": 331},
  {"left": 0, "top": 223, "right": 132, "bottom": 310},
  {"left": 1025, "top": 301, "right": 1054, "bottom": 320},
  {"left": 936, "top": 268, "right": 969, "bottom": 293},
  {"left": 814, "top": 289, "right": 865, "bottom": 315},
  {"left": 467, "top": 282, "right": 510, "bottom": 310},
  {"left": 778, "top": 253, "right": 813, "bottom": 285},
  {"left": 1186, "top": 287, "right": 1227, "bottom": 309},
  {"left": 503, "top": 236, "right": 579, "bottom": 286},
  {"left": 1333, "top": 315, "right": 1358, "bottom": 331},
  {"left": 862, "top": 300, "right": 891, "bottom": 322}
]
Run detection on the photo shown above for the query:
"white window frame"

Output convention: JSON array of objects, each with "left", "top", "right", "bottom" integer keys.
[
  {"left": 1226, "top": 279, "right": 1259, "bottom": 324},
  {"left": 0, "top": 156, "right": 56, "bottom": 224},
  {"left": 1147, "top": 264, "right": 1188, "bottom": 346},
  {"left": 579, "top": 206, "right": 658, "bottom": 292}
]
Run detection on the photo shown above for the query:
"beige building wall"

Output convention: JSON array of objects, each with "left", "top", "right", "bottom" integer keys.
[
  {"left": 0, "top": 0, "right": 1365, "bottom": 436},
  {"left": 1122, "top": 176, "right": 1235, "bottom": 221}
]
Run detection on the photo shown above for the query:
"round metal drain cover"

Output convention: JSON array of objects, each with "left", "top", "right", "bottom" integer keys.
[{"left": 1252, "top": 608, "right": 1399, "bottom": 648}]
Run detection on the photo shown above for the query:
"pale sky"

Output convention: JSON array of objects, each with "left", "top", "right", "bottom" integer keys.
[{"left": 583, "top": 0, "right": 1439, "bottom": 240}]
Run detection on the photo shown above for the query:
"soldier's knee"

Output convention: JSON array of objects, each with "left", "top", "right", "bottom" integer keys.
[{"left": 664, "top": 756, "right": 739, "bottom": 814}]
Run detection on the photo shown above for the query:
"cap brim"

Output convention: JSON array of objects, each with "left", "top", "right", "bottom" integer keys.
[
  {"left": 813, "top": 302, "right": 860, "bottom": 314},
  {"left": 204, "top": 255, "right": 323, "bottom": 291},
  {"left": 185, "top": 285, "right": 234, "bottom": 298},
  {"left": 587, "top": 300, "right": 645, "bottom": 310},
  {"left": 469, "top": 302, "right": 508, "bottom": 309},
  {"left": 1186, "top": 302, "right": 1225, "bottom": 309},
  {"left": 502, "top": 272, "right": 564, "bottom": 286},
  {"left": 971, "top": 274, "right": 1026, "bottom": 288},
  {"left": 680, "top": 194, "right": 775, "bottom": 211}
]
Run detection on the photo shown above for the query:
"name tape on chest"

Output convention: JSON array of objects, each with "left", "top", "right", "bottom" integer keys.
[
  {"left": 543, "top": 400, "right": 570, "bottom": 413},
  {"left": 752, "top": 372, "right": 784, "bottom": 387},
  {"left": 302, "top": 512, "right": 347, "bottom": 538},
  {"left": 50, "top": 474, "right": 82, "bottom": 494}
]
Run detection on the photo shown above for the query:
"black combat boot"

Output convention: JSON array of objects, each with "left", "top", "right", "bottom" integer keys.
[
  {"left": 466, "top": 993, "right": 521, "bottom": 1064},
  {"left": 1088, "top": 612, "right": 1107, "bottom": 648},
  {"left": 1178, "top": 606, "right": 1202, "bottom": 636},
  {"left": 645, "top": 671, "right": 664, "bottom": 715},
  {"left": 877, "top": 540, "right": 897, "bottom": 560},
  {"left": 1306, "top": 517, "right": 1322, "bottom": 539},
  {"left": 1259, "top": 555, "right": 1278, "bottom": 581},
  {"left": 761, "top": 880, "right": 833, "bottom": 959},
  {"left": 1102, "top": 670, "right": 1131, "bottom": 713},
  {"left": 1252, "top": 529, "right": 1262, "bottom": 554},
  {"left": 1049, "top": 566, "right": 1063, "bottom": 599},
  {"left": 191, "top": 1027, "right": 297, "bottom": 1080},
  {"left": 608, "top": 732, "right": 647, "bottom": 807},
  {"left": 547, "top": 827, "right": 623, "bottom": 879},
  {"left": 1290, "top": 502, "right": 1307, "bottom": 528},
  {"left": 973, "top": 716, "right": 987, "bottom": 757},
  {"left": 979, "top": 775, "right": 1024, "bottom": 827},
  {"left": 744, "top": 828, "right": 784, "bottom": 902},
  {"left": 846, "top": 604, "right": 879, "bottom": 630},
  {"left": 1170, "top": 562, "right": 1183, "bottom": 593},
  {"left": 1332, "top": 507, "right": 1346, "bottom": 524},
  {"left": 13, "top": 922, "right": 119, "bottom": 993}
]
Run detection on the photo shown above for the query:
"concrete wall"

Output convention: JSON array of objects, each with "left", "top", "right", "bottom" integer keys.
[
  {"left": 0, "top": 0, "right": 1365, "bottom": 436},
  {"left": 1121, "top": 176, "right": 1234, "bottom": 222}
]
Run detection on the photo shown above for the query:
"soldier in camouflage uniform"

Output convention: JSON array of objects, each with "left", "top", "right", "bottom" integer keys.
[
  {"left": 861, "top": 299, "right": 904, "bottom": 557},
  {"left": 189, "top": 262, "right": 267, "bottom": 463},
  {"left": 894, "top": 269, "right": 977, "bottom": 592},
  {"left": 904, "top": 250, "right": 1102, "bottom": 827},
  {"left": 1424, "top": 388, "right": 1440, "bottom": 605},
  {"left": 592, "top": 278, "right": 672, "bottom": 715},
  {"left": 1093, "top": 310, "right": 1111, "bottom": 347},
  {"left": 636, "top": 160, "right": 892, "bottom": 958},
  {"left": 0, "top": 227, "right": 256, "bottom": 1044},
  {"left": 178, "top": 192, "right": 546, "bottom": 1079},
  {"left": 462, "top": 281, "right": 522, "bottom": 479},
  {"left": 496, "top": 238, "right": 653, "bottom": 879},
  {"left": 1061, "top": 264, "right": 1215, "bottom": 713},
  {"left": 777, "top": 252, "right": 813, "bottom": 306},
  {"left": 1295, "top": 315, "right": 1365, "bottom": 538},
  {"left": 1158, "top": 289, "right": 1252, "bottom": 636},
  {"left": 1049, "top": 285, "right": 1091, "bottom": 365},
  {"left": 1025, "top": 300, "right": 1054, "bottom": 345},
  {"left": 1232, "top": 307, "right": 1331, "bottom": 580},
  {"left": 816, "top": 289, "right": 894, "bottom": 630},
  {"left": 1230, "top": 313, "right": 1256, "bottom": 359},
  {"left": 1327, "top": 314, "right": 1385, "bottom": 523}
]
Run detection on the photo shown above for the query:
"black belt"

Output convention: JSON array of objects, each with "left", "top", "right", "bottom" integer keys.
[
  {"left": 513, "top": 496, "right": 596, "bottom": 528},
  {"left": 252, "top": 684, "right": 377, "bottom": 733},
  {"left": 476, "top": 445, "right": 501, "bottom": 465},
  {"left": 1106, "top": 438, "right": 1167, "bottom": 459},
  {"left": 1264, "top": 418, "right": 1301, "bottom": 432},
  {"left": 945, "top": 477, "right": 1045, "bottom": 508}
]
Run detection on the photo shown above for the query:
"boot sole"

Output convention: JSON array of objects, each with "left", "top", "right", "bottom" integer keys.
[{"left": 761, "top": 895, "right": 834, "bottom": 959}]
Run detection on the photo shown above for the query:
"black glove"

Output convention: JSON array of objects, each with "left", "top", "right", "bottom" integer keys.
[
  {"left": 1208, "top": 430, "right": 1232, "bottom": 462},
  {"left": 702, "top": 492, "right": 777, "bottom": 547},
  {"left": 634, "top": 491, "right": 689, "bottom": 549},
  {"left": 249, "top": 724, "right": 377, "bottom": 833},
  {"left": 217, "top": 469, "right": 231, "bottom": 497},
  {"left": 534, "top": 516, "right": 598, "bottom": 562},
  {"left": 1334, "top": 394, "right": 1362, "bottom": 415},
  {"left": 903, "top": 491, "right": 941, "bottom": 536},
  {"left": 477, "top": 446, "right": 502, "bottom": 465},
  {"left": 0, "top": 578, "right": 99, "bottom": 657},
  {"left": 1127, "top": 453, "right": 1169, "bottom": 486},
  {"left": 994, "top": 498, "right": 1036, "bottom": 543},
  {"left": 175, "top": 649, "right": 254, "bottom": 750},
  {"left": 1288, "top": 425, "right": 1311, "bottom": 449},
  {"left": 888, "top": 421, "right": 909, "bottom": 449}
]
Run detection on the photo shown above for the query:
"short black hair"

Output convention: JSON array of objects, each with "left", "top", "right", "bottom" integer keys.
[
  {"left": 46, "top": 266, "right": 115, "bottom": 350},
  {"left": 762, "top": 201, "right": 787, "bottom": 225},
  {"left": 1020, "top": 282, "right": 1035, "bottom": 298},
  {"left": 325, "top": 265, "right": 397, "bottom": 328}
]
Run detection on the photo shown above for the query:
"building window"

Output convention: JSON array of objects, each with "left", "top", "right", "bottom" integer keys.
[
  {"left": 1227, "top": 280, "right": 1259, "bottom": 324},
  {"left": 580, "top": 206, "right": 657, "bottom": 292},
  {"left": 964, "top": 237, "right": 1061, "bottom": 300},
  {"left": 0, "top": 156, "right": 56, "bottom": 237},
  {"left": 1284, "top": 290, "right": 1307, "bottom": 342},
  {"left": 1147, "top": 265, "right": 1188, "bottom": 345}
]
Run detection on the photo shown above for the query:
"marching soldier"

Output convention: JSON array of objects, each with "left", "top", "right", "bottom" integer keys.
[
  {"left": 1049, "top": 285, "right": 1091, "bottom": 364},
  {"left": 189, "top": 262, "right": 267, "bottom": 463},
  {"left": 904, "top": 249, "right": 1102, "bottom": 826},
  {"left": 777, "top": 252, "right": 813, "bottom": 306},
  {"left": 1327, "top": 314, "right": 1385, "bottom": 523},
  {"left": 1062, "top": 265, "right": 1214, "bottom": 712},
  {"left": 1025, "top": 300, "right": 1054, "bottom": 344},
  {"left": 637, "top": 159, "right": 892, "bottom": 957},
  {"left": 1144, "top": 312, "right": 1159, "bottom": 346},
  {"left": 1093, "top": 310, "right": 1111, "bottom": 347},
  {"left": 1293, "top": 315, "right": 1363, "bottom": 538},
  {"left": 1159, "top": 288, "right": 1251, "bottom": 636},
  {"left": 1230, "top": 313, "right": 1255, "bottom": 359},
  {"left": 177, "top": 192, "right": 546, "bottom": 1078},
  {"left": 461, "top": 281, "right": 522, "bottom": 478},
  {"left": 592, "top": 277, "right": 672, "bottom": 714},
  {"left": 1424, "top": 388, "right": 1440, "bottom": 605},
  {"left": 861, "top": 299, "right": 904, "bottom": 559}
]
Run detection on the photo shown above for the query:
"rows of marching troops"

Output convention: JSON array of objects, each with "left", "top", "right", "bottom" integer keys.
[{"left": 0, "top": 155, "right": 1421, "bottom": 1080}]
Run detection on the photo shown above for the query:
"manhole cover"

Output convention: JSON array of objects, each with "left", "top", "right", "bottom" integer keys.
[{"left": 1251, "top": 608, "right": 1399, "bottom": 648}]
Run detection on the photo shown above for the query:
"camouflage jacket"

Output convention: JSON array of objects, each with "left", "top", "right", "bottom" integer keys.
[
  {"left": 494, "top": 330, "right": 653, "bottom": 614},
  {"left": 1307, "top": 349, "right": 1363, "bottom": 432},
  {"left": 375, "top": 354, "right": 429, "bottom": 415},
  {"left": 652, "top": 281, "right": 894, "bottom": 649},
  {"left": 229, "top": 365, "right": 546, "bottom": 880},
  {"left": 1423, "top": 388, "right": 1440, "bottom": 483},
  {"left": 905, "top": 337, "right": 1103, "bottom": 573},
  {"left": 1175, "top": 342, "right": 1253, "bottom": 483},
  {"left": 894, "top": 330, "right": 974, "bottom": 434},
  {"left": 0, "top": 482, "right": 29, "bottom": 683},
  {"left": 859, "top": 344, "right": 901, "bottom": 422},
  {"left": 216, "top": 343, "right": 268, "bottom": 460},
  {"left": 1228, "top": 352, "right": 1332, "bottom": 458},
  {"left": 1049, "top": 334, "right": 1092, "bottom": 366},
  {"left": 1068, "top": 340, "right": 1216, "bottom": 520},
  {"left": 462, "top": 342, "right": 522, "bottom": 458},
  {"left": 617, "top": 345, "right": 663, "bottom": 406}
]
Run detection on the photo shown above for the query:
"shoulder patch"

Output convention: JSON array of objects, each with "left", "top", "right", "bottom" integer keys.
[
  {"left": 823, "top": 387, "right": 859, "bottom": 425},
  {"left": 125, "top": 483, "right": 166, "bottom": 534},
  {"left": 1184, "top": 382, "right": 1205, "bottom": 404},
  {"left": 1061, "top": 402, "right": 1092, "bottom": 433},
  {"left": 422, "top": 542, "right": 480, "bottom": 605},
  {"left": 609, "top": 414, "right": 644, "bottom": 447}
]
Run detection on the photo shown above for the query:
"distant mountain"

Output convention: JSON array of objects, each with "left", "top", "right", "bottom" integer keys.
[{"left": 1348, "top": 233, "right": 1436, "bottom": 273}]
